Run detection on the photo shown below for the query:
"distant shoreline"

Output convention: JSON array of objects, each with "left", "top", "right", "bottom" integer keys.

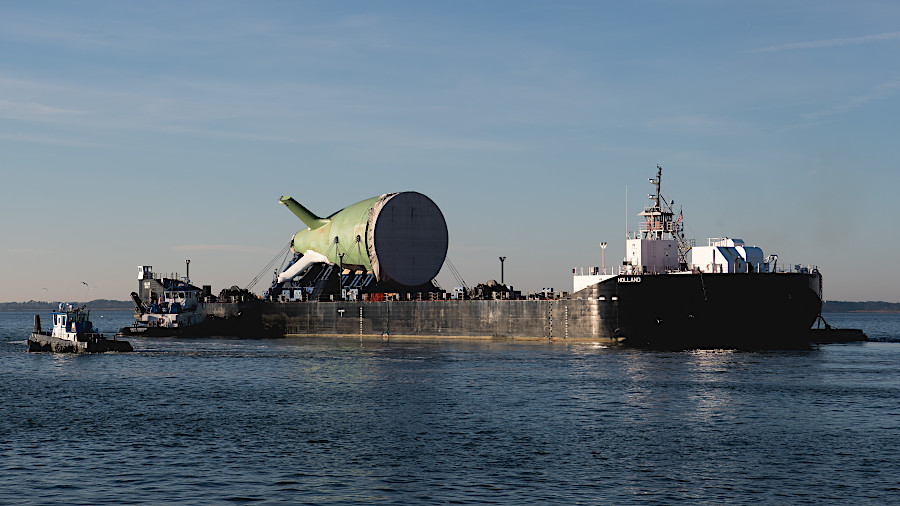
[
  {"left": 824, "top": 310, "right": 900, "bottom": 313},
  {"left": 822, "top": 301, "right": 900, "bottom": 313},
  {"left": 0, "top": 300, "right": 133, "bottom": 312}
]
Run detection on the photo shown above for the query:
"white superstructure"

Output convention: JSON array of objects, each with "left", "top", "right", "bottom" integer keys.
[
  {"left": 621, "top": 166, "right": 688, "bottom": 275},
  {"left": 139, "top": 286, "right": 205, "bottom": 329},
  {"left": 689, "top": 238, "right": 769, "bottom": 273},
  {"left": 48, "top": 303, "right": 102, "bottom": 342},
  {"left": 625, "top": 237, "right": 680, "bottom": 274},
  {"left": 574, "top": 166, "right": 690, "bottom": 291},
  {"left": 573, "top": 165, "right": 780, "bottom": 293}
]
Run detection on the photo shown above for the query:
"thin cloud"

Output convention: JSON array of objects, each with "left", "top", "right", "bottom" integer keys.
[
  {"left": 749, "top": 31, "right": 900, "bottom": 53},
  {"left": 0, "top": 132, "right": 107, "bottom": 148},
  {"left": 0, "top": 73, "right": 517, "bottom": 152},
  {"left": 0, "top": 100, "right": 86, "bottom": 121},
  {"left": 805, "top": 78, "right": 900, "bottom": 120},
  {"left": 647, "top": 115, "right": 726, "bottom": 131}
]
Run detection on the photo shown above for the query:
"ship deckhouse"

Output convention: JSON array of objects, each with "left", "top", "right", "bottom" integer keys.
[
  {"left": 623, "top": 165, "right": 688, "bottom": 275},
  {"left": 50, "top": 304, "right": 101, "bottom": 342},
  {"left": 689, "top": 238, "right": 768, "bottom": 273},
  {"left": 163, "top": 286, "right": 200, "bottom": 311}
]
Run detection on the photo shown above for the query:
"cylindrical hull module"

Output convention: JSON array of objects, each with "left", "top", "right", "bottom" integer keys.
[
  {"left": 367, "top": 192, "right": 448, "bottom": 287},
  {"left": 282, "top": 191, "right": 448, "bottom": 287}
]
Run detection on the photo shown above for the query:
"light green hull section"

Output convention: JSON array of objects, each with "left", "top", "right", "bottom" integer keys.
[
  {"left": 280, "top": 192, "right": 448, "bottom": 286},
  {"left": 282, "top": 194, "right": 384, "bottom": 270}
]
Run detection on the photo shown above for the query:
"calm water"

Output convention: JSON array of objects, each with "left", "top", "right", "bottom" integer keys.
[{"left": 1, "top": 310, "right": 898, "bottom": 504}]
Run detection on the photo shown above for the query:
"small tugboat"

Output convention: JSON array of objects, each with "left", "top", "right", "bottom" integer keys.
[
  {"left": 29, "top": 303, "right": 133, "bottom": 353},
  {"left": 117, "top": 264, "right": 209, "bottom": 338}
]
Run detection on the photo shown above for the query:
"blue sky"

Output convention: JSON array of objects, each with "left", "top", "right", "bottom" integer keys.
[{"left": 1, "top": 1, "right": 898, "bottom": 302}]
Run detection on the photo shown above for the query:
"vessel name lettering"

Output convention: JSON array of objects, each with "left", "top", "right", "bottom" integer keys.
[{"left": 618, "top": 276, "right": 641, "bottom": 283}]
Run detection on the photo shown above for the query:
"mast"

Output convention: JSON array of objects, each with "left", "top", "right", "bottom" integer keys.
[
  {"left": 637, "top": 165, "right": 669, "bottom": 240},
  {"left": 637, "top": 165, "right": 690, "bottom": 268},
  {"left": 656, "top": 165, "right": 663, "bottom": 211}
]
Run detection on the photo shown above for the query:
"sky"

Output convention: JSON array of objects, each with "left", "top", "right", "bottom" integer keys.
[{"left": 1, "top": 0, "right": 899, "bottom": 303}]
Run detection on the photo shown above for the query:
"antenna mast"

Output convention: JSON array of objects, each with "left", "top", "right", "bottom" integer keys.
[{"left": 638, "top": 165, "right": 690, "bottom": 268}]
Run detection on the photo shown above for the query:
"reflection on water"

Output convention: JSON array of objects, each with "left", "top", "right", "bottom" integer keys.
[{"left": 686, "top": 349, "right": 737, "bottom": 425}]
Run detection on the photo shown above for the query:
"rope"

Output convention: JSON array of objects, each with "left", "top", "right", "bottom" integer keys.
[
  {"left": 445, "top": 257, "right": 468, "bottom": 289},
  {"left": 245, "top": 240, "right": 293, "bottom": 291},
  {"left": 277, "top": 248, "right": 295, "bottom": 275}
]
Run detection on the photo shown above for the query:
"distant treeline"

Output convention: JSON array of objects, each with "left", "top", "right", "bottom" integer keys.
[
  {"left": 0, "top": 300, "right": 132, "bottom": 311},
  {"left": 823, "top": 301, "right": 900, "bottom": 313}
]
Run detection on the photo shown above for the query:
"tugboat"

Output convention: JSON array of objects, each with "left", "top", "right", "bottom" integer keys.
[
  {"left": 117, "top": 264, "right": 209, "bottom": 337},
  {"left": 29, "top": 303, "right": 133, "bottom": 353}
]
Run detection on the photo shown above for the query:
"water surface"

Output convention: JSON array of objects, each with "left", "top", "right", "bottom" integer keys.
[{"left": 1, "top": 310, "right": 898, "bottom": 504}]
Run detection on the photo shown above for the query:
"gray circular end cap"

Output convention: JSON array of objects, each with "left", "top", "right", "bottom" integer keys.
[{"left": 372, "top": 192, "right": 448, "bottom": 287}]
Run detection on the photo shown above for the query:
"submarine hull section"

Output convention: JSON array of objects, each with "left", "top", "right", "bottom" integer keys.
[
  {"left": 368, "top": 192, "right": 448, "bottom": 287},
  {"left": 287, "top": 191, "right": 448, "bottom": 288}
]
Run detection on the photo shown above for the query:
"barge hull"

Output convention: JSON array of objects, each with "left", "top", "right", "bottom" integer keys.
[
  {"left": 28, "top": 334, "right": 133, "bottom": 353},
  {"left": 611, "top": 272, "right": 823, "bottom": 348},
  {"left": 201, "top": 272, "right": 824, "bottom": 348},
  {"left": 203, "top": 299, "right": 619, "bottom": 341}
]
